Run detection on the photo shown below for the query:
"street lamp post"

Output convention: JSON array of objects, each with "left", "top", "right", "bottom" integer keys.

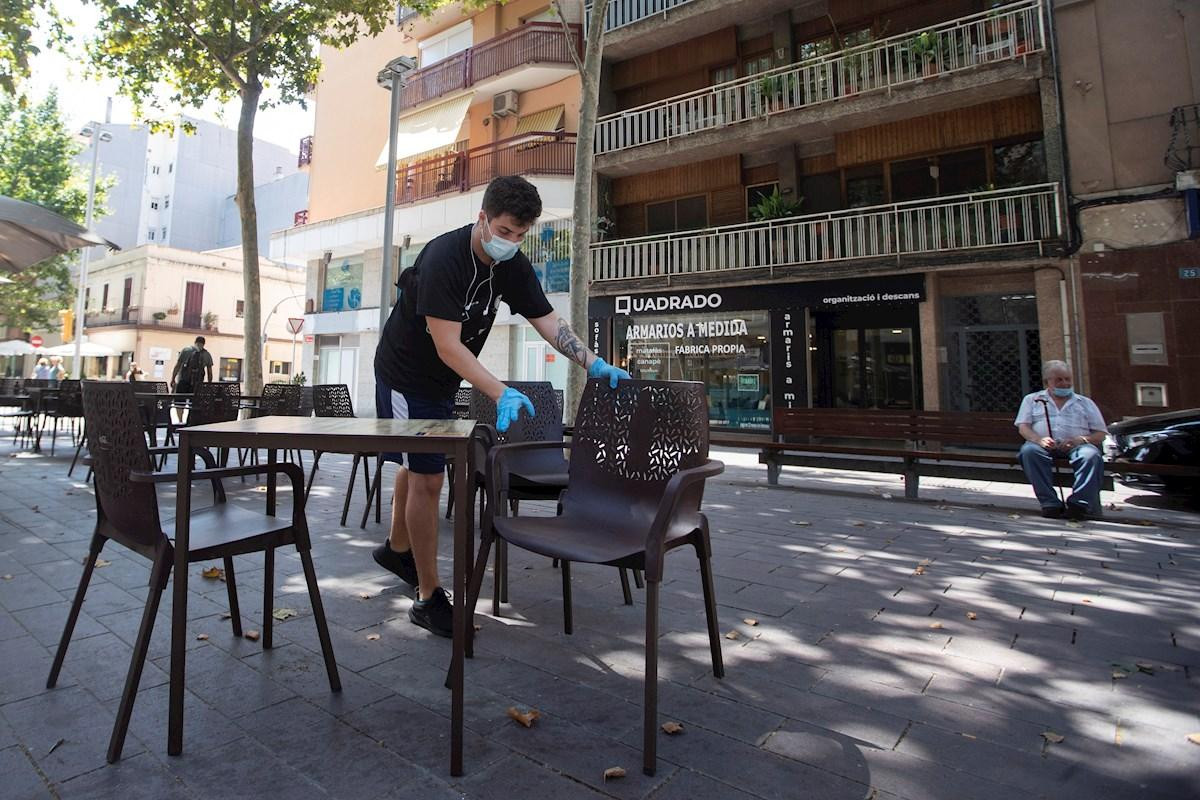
[
  {"left": 71, "top": 98, "right": 113, "bottom": 378},
  {"left": 376, "top": 57, "right": 417, "bottom": 339}
]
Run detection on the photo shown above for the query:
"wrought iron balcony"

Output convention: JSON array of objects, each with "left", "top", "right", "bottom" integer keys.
[
  {"left": 398, "top": 22, "right": 582, "bottom": 111},
  {"left": 298, "top": 135, "right": 313, "bottom": 167},
  {"left": 590, "top": 183, "right": 1062, "bottom": 283},
  {"left": 396, "top": 132, "right": 575, "bottom": 205},
  {"left": 595, "top": 0, "right": 1044, "bottom": 156},
  {"left": 584, "top": 0, "right": 698, "bottom": 33}
]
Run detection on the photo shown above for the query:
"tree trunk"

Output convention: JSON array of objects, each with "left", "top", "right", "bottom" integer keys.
[
  {"left": 566, "top": 0, "right": 609, "bottom": 423},
  {"left": 236, "top": 76, "right": 264, "bottom": 396}
]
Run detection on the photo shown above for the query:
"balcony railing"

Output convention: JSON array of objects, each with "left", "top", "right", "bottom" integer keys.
[
  {"left": 84, "top": 307, "right": 221, "bottom": 332},
  {"left": 298, "top": 135, "right": 313, "bottom": 167},
  {"left": 398, "top": 23, "right": 582, "bottom": 110},
  {"left": 590, "top": 183, "right": 1062, "bottom": 282},
  {"left": 396, "top": 132, "right": 575, "bottom": 205},
  {"left": 594, "top": 0, "right": 1044, "bottom": 156},
  {"left": 584, "top": 0, "right": 697, "bottom": 33}
]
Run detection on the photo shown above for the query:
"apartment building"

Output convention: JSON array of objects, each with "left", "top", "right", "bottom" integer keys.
[
  {"left": 81, "top": 244, "right": 306, "bottom": 383},
  {"left": 1054, "top": 0, "right": 1200, "bottom": 419},
  {"left": 587, "top": 0, "right": 1069, "bottom": 431},
  {"left": 269, "top": 1, "right": 583, "bottom": 409}
]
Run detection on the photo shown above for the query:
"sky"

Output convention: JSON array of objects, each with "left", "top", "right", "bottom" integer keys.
[{"left": 27, "top": 0, "right": 314, "bottom": 153}]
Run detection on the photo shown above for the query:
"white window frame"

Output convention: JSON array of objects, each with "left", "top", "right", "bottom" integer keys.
[{"left": 419, "top": 19, "right": 473, "bottom": 68}]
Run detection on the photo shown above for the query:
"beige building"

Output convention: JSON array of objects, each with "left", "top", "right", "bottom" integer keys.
[
  {"left": 81, "top": 244, "right": 306, "bottom": 383},
  {"left": 270, "top": 0, "right": 582, "bottom": 409}
]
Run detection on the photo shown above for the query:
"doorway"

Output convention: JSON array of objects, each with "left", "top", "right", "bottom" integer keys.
[
  {"left": 811, "top": 308, "right": 920, "bottom": 409},
  {"left": 942, "top": 293, "right": 1040, "bottom": 412},
  {"left": 183, "top": 281, "right": 204, "bottom": 329},
  {"left": 315, "top": 334, "right": 360, "bottom": 409}
]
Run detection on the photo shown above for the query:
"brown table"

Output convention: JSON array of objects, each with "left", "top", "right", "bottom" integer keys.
[{"left": 172, "top": 416, "right": 477, "bottom": 774}]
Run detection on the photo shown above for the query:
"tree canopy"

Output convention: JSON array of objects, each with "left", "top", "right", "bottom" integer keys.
[
  {"left": 0, "top": 0, "right": 64, "bottom": 96},
  {"left": 0, "top": 91, "right": 109, "bottom": 332}
]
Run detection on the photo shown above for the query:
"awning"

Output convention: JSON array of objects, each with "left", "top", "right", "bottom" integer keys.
[
  {"left": 374, "top": 92, "right": 474, "bottom": 169},
  {"left": 514, "top": 105, "right": 565, "bottom": 136}
]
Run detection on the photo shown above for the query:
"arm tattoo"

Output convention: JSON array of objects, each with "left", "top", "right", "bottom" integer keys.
[{"left": 552, "top": 318, "right": 590, "bottom": 368}]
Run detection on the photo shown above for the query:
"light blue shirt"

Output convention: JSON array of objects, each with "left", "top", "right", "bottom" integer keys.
[{"left": 1014, "top": 389, "right": 1106, "bottom": 441}]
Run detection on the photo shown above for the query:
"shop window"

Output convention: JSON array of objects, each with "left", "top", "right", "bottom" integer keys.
[
  {"left": 615, "top": 310, "right": 771, "bottom": 431},
  {"left": 322, "top": 258, "right": 364, "bottom": 311},
  {"left": 646, "top": 195, "right": 708, "bottom": 235},
  {"left": 799, "top": 172, "right": 841, "bottom": 213},
  {"left": 219, "top": 357, "right": 242, "bottom": 382},
  {"left": 845, "top": 165, "right": 885, "bottom": 208},
  {"left": 938, "top": 148, "right": 988, "bottom": 195},
  {"left": 993, "top": 140, "right": 1047, "bottom": 188},
  {"left": 269, "top": 360, "right": 292, "bottom": 376}
]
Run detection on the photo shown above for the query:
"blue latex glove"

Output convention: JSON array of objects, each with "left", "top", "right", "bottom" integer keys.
[
  {"left": 587, "top": 356, "right": 631, "bottom": 389},
  {"left": 495, "top": 386, "right": 535, "bottom": 433}
]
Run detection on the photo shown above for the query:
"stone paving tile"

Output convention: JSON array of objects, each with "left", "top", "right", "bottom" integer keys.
[
  {"left": 1, "top": 442, "right": 1197, "bottom": 798},
  {"left": 0, "top": 743, "right": 54, "bottom": 800}
]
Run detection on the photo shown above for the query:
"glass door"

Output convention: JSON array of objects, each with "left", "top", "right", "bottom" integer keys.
[
  {"left": 523, "top": 341, "right": 546, "bottom": 381},
  {"left": 816, "top": 317, "right": 918, "bottom": 409}
]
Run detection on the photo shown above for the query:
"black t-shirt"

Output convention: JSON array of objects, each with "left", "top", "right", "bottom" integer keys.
[{"left": 375, "top": 224, "right": 553, "bottom": 400}]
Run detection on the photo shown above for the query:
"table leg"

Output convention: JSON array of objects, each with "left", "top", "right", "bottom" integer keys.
[
  {"left": 450, "top": 440, "right": 468, "bottom": 776},
  {"left": 169, "top": 431, "right": 192, "bottom": 755}
]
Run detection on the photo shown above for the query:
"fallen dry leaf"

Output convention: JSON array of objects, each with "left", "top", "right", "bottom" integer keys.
[
  {"left": 881, "top": 493, "right": 893, "bottom": 500},
  {"left": 1135, "top": 662, "right": 1155, "bottom": 674},
  {"left": 46, "top": 737, "right": 64, "bottom": 756},
  {"left": 366, "top": 633, "right": 381, "bottom": 641},
  {"left": 80, "top": 556, "right": 111, "bottom": 567},
  {"left": 1046, "top": 548, "right": 1057, "bottom": 555},
  {"left": 661, "top": 721, "right": 684, "bottom": 735},
  {"left": 1100, "top": 562, "right": 1110, "bottom": 569},
  {"left": 725, "top": 630, "right": 741, "bottom": 640},
  {"left": 850, "top": 521, "right": 866, "bottom": 527},
  {"left": 1065, "top": 520, "right": 1083, "bottom": 529},
  {"left": 1080, "top": 598, "right": 1093, "bottom": 604},
  {"left": 243, "top": 630, "right": 260, "bottom": 641},
  {"left": 1007, "top": 513, "right": 1021, "bottom": 520},
  {"left": 506, "top": 707, "right": 541, "bottom": 728},
  {"left": 929, "top": 622, "right": 944, "bottom": 629},
  {"left": 1111, "top": 668, "right": 1130, "bottom": 680},
  {"left": 914, "top": 565, "right": 926, "bottom": 575},
  {"left": 219, "top": 612, "right": 232, "bottom": 620},
  {"left": 356, "top": 592, "right": 372, "bottom": 600},
  {"left": 789, "top": 520, "right": 811, "bottom": 526},
  {"left": 473, "top": 624, "right": 482, "bottom": 632},
  {"left": 1, "top": 574, "right": 12, "bottom": 580},
  {"left": 603, "top": 767, "right": 626, "bottom": 782},
  {"left": 743, "top": 618, "right": 759, "bottom": 626},
  {"left": 195, "top": 633, "right": 209, "bottom": 641},
  {"left": 966, "top": 612, "right": 978, "bottom": 621},
  {"left": 1041, "top": 731, "right": 1065, "bottom": 744},
  {"left": 272, "top": 608, "right": 298, "bottom": 621},
  {"left": 1186, "top": 733, "right": 1200, "bottom": 746},
  {"left": 201, "top": 566, "right": 224, "bottom": 580},
  {"left": 31, "top": 505, "right": 39, "bottom": 513}
]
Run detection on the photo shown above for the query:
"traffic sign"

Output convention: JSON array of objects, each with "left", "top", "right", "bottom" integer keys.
[
  {"left": 287, "top": 317, "right": 305, "bottom": 334},
  {"left": 29, "top": 335, "right": 43, "bottom": 347}
]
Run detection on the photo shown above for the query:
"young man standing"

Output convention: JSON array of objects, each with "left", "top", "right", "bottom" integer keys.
[
  {"left": 170, "top": 335, "right": 214, "bottom": 393},
  {"left": 372, "top": 175, "right": 628, "bottom": 637}
]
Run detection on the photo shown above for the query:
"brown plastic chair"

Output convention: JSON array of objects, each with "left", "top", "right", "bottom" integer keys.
[
  {"left": 308, "top": 384, "right": 378, "bottom": 526},
  {"left": 464, "top": 381, "right": 642, "bottom": 610},
  {"left": 245, "top": 384, "right": 305, "bottom": 466},
  {"left": 466, "top": 379, "right": 725, "bottom": 776},
  {"left": 46, "top": 381, "right": 340, "bottom": 763}
]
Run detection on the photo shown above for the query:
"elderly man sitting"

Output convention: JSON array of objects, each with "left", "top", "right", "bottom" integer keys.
[{"left": 1014, "top": 360, "right": 1107, "bottom": 520}]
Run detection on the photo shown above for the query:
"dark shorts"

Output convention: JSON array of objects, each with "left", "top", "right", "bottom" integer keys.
[{"left": 375, "top": 379, "right": 454, "bottom": 474}]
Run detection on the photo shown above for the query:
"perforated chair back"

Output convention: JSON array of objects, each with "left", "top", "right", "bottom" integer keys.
[
  {"left": 259, "top": 384, "right": 303, "bottom": 416},
  {"left": 313, "top": 384, "right": 355, "bottom": 418},
  {"left": 469, "top": 381, "right": 566, "bottom": 479},
  {"left": 54, "top": 379, "right": 84, "bottom": 418},
  {"left": 132, "top": 380, "right": 169, "bottom": 395},
  {"left": 187, "top": 382, "right": 241, "bottom": 426},
  {"left": 80, "top": 381, "right": 164, "bottom": 553},
  {"left": 451, "top": 387, "right": 472, "bottom": 420},
  {"left": 566, "top": 379, "right": 709, "bottom": 525}
]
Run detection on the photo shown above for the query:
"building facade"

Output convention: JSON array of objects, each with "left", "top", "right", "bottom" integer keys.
[
  {"left": 269, "top": 0, "right": 583, "bottom": 409},
  {"left": 1053, "top": 0, "right": 1200, "bottom": 420},
  {"left": 80, "top": 244, "right": 306, "bottom": 383},
  {"left": 586, "top": 0, "right": 1071, "bottom": 433}
]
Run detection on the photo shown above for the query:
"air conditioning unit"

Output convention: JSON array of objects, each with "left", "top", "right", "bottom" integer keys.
[{"left": 493, "top": 90, "right": 519, "bottom": 117}]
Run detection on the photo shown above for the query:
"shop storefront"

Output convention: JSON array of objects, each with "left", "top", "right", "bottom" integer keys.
[{"left": 588, "top": 274, "right": 925, "bottom": 432}]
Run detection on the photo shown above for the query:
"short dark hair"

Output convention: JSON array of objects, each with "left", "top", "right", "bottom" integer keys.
[
  {"left": 482, "top": 176, "right": 542, "bottom": 226},
  {"left": 195, "top": 336, "right": 206, "bottom": 345}
]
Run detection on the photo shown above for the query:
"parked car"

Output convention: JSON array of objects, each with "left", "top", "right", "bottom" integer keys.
[{"left": 1106, "top": 408, "right": 1200, "bottom": 497}]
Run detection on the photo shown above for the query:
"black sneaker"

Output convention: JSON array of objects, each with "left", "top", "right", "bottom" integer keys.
[
  {"left": 373, "top": 540, "right": 418, "bottom": 589},
  {"left": 409, "top": 587, "right": 453, "bottom": 638},
  {"left": 1065, "top": 500, "right": 1089, "bottom": 521},
  {"left": 1041, "top": 505, "right": 1066, "bottom": 519}
]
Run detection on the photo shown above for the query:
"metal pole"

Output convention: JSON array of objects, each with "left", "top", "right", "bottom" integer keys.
[
  {"left": 378, "top": 73, "right": 402, "bottom": 341},
  {"left": 72, "top": 97, "right": 111, "bottom": 377}
]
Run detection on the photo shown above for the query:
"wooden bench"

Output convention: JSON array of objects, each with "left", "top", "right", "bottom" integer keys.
[{"left": 747, "top": 408, "right": 1199, "bottom": 500}]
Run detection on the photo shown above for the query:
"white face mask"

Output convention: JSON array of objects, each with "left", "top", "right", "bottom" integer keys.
[{"left": 480, "top": 216, "right": 520, "bottom": 263}]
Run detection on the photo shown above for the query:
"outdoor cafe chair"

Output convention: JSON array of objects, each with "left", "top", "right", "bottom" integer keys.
[
  {"left": 169, "top": 381, "right": 241, "bottom": 465},
  {"left": 465, "top": 381, "right": 642, "bottom": 612},
  {"left": 466, "top": 379, "right": 725, "bottom": 776},
  {"left": 131, "top": 380, "right": 172, "bottom": 446},
  {"left": 307, "top": 383, "right": 377, "bottom": 526},
  {"left": 241, "top": 383, "right": 305, "bottom": 467},
  {"left": 46, "top": 381, "right": 340, "bottom": 763}
]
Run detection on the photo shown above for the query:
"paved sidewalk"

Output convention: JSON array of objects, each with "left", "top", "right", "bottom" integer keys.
[{"left": 1, "top": 437, "right": 1197, "bottom": 799}]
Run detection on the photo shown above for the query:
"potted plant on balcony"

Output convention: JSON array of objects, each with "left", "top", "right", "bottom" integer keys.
[
  {"left": 151, "top": 311, "right": 167, "bottom": 324},
  {"left": 905, "top": 31, "right": 942, "bottom": 77},
  {"left": 750, "top": 189, "right": 804, "bottom": 266},
  {"left": 202, "top": 311, "right": 218, "bottom": 331}
]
